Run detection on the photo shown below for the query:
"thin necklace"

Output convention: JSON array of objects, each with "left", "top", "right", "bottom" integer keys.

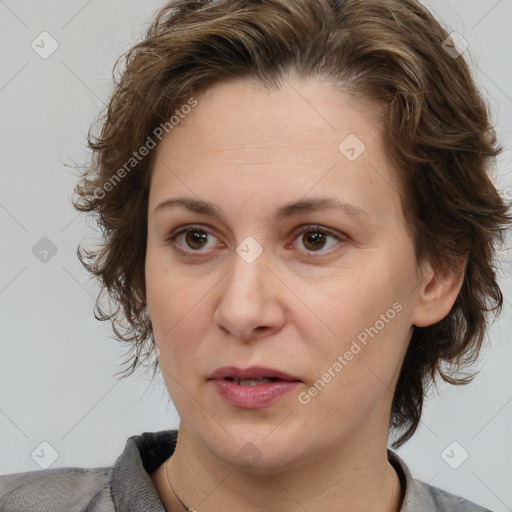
[{"left": 165, "top": 457, "right": 197, "bottom": 512}]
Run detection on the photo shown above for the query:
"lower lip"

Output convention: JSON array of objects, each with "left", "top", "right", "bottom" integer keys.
[{"left": 210, "top": 379, "right": 302, "bottom": 408}]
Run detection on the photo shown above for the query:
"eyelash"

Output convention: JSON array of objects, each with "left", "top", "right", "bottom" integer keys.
[{"left": 165, "top": 224, "right": 346, "bottom": 257}]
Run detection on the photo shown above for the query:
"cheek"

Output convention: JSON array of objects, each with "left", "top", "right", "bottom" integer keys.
[
  {"left": 309, "top": 262, "right": 402, "bottom": 340},
  {"left": 300, "top": 256, "right": 412, "bottom": 386},
  {"left": 146, "top": 255, "right": 187, "bottom": 351},
  {"left": 297, "top": 278, "right": 409, "bottom": 433},
  {"left": 145, "top": 253, "right": 215, "bottom": 369},
  {"left": 146, "top": 248, "right": 194, "bottom": 327}
]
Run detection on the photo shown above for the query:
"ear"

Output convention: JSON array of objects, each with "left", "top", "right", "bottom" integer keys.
[{"left": 411, "top": 256, "right": 467, "bottom": 328}]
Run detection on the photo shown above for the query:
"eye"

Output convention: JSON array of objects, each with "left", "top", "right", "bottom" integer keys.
[
  {"left": 288, "top": 225, "right": 345, "bottom": 253},
  {"left": 166, "top": 225, "right": 222, "bottom": 253}
]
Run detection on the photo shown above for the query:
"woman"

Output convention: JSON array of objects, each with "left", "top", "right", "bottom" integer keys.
[{"left": 1, "top": 0, "right": 510, "bottom": 510}]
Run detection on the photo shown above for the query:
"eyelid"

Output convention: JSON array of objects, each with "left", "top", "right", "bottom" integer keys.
[
  {"left": 291, "top": 224, "right": 344, "bottom": 242},
  {"left": 166, "top": 224, "right": 217, "bottom": 240}
]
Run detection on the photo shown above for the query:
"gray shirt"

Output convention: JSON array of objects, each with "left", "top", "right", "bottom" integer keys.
[{"left": 0, "top": 430, "right": 492, "bottom": 511}]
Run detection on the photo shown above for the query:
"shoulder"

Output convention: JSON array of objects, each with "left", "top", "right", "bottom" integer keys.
[
  {"left": 0, "top": 465, "right": 113, "bottom": 512},
  {"left": 388, "top": 450, "right": 493, "bottom": 512},
  {"left": 0, "top": 429, "right": 175, "bottom": 512},
  {"left": 415, "top": 480, "right": 493, "bottom": 512}
]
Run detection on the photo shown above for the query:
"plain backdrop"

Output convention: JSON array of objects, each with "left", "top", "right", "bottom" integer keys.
[{"left": 1, "top": 1, "right": 511, "bottom": 510}]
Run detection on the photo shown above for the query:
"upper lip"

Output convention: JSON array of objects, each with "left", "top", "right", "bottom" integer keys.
[{"left": 209, "top": 366, "right": 302, "bottom": 382}]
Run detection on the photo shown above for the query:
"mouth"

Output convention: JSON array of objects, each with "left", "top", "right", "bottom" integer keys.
[
  {"left": 224, "top": 377, "right": 281, "bottom": 386},
  {"left": 208, "top": 366, "right": 302, "bottom": 384},
  {"left": 208, "top": 366, "right": 303, "bottom": 408}
]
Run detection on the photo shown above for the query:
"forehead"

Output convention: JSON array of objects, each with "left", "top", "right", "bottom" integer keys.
[
  {"left": 159, "top": 77, "right": 383, "bottom": 159},
  {"left": 149, "top": 77, "right": 403, "bottom": 225}
]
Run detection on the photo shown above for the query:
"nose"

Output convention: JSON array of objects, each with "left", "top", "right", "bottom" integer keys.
[{"left": 213, "top": 250, "right": 286, "bottom": 342}]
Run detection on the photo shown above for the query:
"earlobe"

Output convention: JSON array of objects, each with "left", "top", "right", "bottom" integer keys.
[{"left": 411, "top": 257, "right": 467, "bottom": 328}]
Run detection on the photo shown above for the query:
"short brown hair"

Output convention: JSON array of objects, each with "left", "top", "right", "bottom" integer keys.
[{"left": 73, "top": 0, "right": 512, "bottom": 447}]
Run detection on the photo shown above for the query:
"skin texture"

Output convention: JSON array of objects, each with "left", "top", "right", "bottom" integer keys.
[{"left": 145, "top": 76, "right": 465, "bottom": 512}]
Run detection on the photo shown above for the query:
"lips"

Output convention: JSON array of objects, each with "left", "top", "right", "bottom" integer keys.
[
  {"left": 208, "top": 366, "right": 302, "bottom": 382},
  {"left": 208, "top": 366, "right": 303, "bottom": 408}
]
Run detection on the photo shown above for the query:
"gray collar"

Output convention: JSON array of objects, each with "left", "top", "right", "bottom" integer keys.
[{"left": 109, "top": 430, "right": 437, "bottom": 511}]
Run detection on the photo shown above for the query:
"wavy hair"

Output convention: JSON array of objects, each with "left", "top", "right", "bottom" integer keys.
[{"left": 73, "top": 0, "right": 512, "bottom": 447}]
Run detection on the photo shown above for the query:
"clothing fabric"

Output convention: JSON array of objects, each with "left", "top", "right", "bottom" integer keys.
[{"left": 0, "top": 429, "right": 492, "bottom": 511}]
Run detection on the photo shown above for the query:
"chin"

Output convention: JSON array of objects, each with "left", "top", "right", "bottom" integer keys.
[{"left": 201, "top": 423, "right": 310, "bottom": 474}]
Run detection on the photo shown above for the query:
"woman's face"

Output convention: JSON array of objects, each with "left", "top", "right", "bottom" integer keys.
[{"left": 145, "top": 77, "right": 431, "bottom": 471}]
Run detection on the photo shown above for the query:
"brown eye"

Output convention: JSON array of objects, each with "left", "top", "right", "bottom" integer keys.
[
  {"left": 166, "top": 226, "right": 219, "bottom": 253},
  {"left": 291, "top": 225, "right": 344, "bottom": 254},
  {"left": 183, "top": 230, "right": 209, "bottom": 250},
  {"left": 301, "top": 231, "right": 328, "bottom": 251}
]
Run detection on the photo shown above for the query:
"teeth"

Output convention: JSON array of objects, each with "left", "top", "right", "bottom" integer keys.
[{"left": 237, "top": 378, "right": 274, "bottom": 386}]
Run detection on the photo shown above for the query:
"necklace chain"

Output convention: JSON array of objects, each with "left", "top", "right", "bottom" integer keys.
[{"left": 165, "top": 457, "right": 197, "bottom": 512}]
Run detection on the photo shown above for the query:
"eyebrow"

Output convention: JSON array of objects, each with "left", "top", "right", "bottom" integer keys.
[{"left": 154, "top": 196, "right": 369, "bottom": 222}]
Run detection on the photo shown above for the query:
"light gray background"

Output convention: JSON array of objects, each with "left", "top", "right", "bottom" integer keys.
[{"left": 1, "top": 1, "right": 511, "bottom": 510}]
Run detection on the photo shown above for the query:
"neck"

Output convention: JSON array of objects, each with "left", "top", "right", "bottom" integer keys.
[{"left": 154, "top": 424, "right": 403, "bottom": 512}]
